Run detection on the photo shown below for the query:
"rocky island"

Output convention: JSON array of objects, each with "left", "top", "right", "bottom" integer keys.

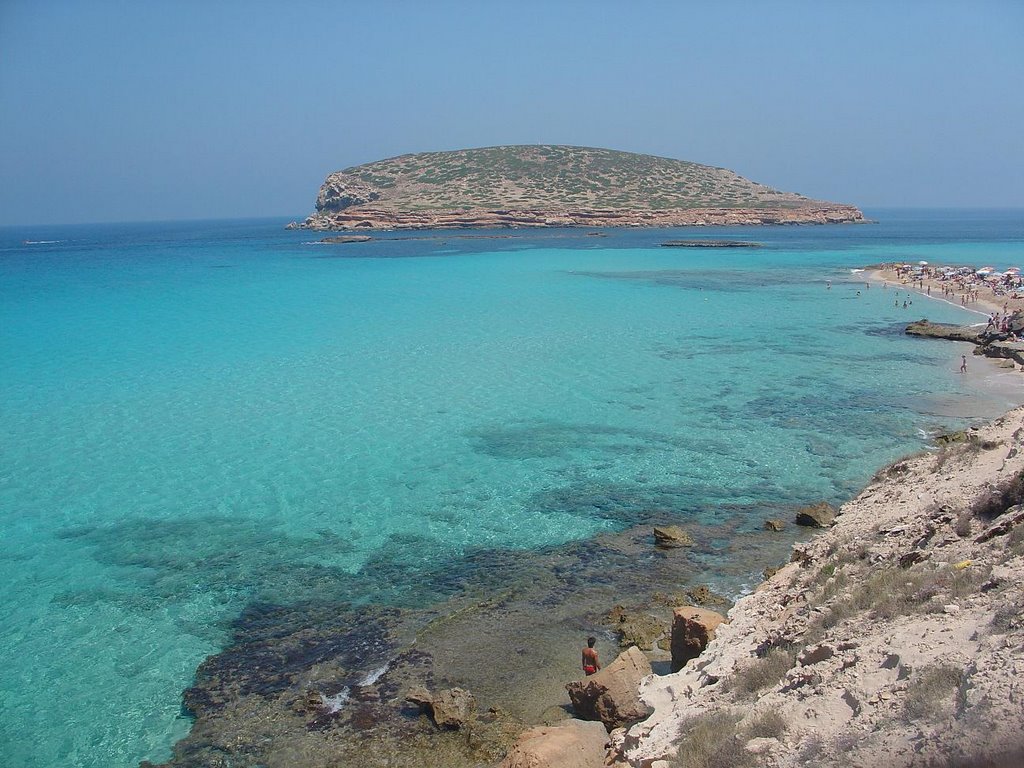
[{"left": 288, "top": 145, "right": 865, "bottom": 231}]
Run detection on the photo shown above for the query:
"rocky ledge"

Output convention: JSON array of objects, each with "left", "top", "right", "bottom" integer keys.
[
  {"left": 290, "top": 204, "right": 864, "bottom": 232},
  {"left": 906, "top": 317, "right": 1024, "bottom": 365},
  {"left": 606, "top": 408, "right": 1024, "bottom": 767}
]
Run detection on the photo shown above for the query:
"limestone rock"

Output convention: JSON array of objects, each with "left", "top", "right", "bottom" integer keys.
[
  {"left": 316, "top": 173, "right": 382, "bottom": 212},
  {"left": 653, "top": 525, "right": 694, "bottom": 548},
  {"left": 905, "top": 320, "right": 983, "bottom": 344},
  {"left": 405, "top": 685, "right": 476, "bottom": 729},
  {"left": 795, "top": 502, "right": 837, "bottom": 528},
  {"left": 499, "top": 719, "right": 609, "bottom": 768},
  {"left": 565, "top": 646, "right": 653, "bottom": 730},
  {"left": 764, "top": 518, "right": 786, "bottom": 532},
  {"left": 431, "top": 687, "right": 476, "bottom": 729},
  {"left": 670, "top": 606, "right": 726, "bottom": 672}
]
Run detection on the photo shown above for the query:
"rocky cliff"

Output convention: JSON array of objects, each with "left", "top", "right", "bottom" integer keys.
[
  {"left": 610, "top": 409, "right": 1024, "bottom": 768},
  {"left": 290, "top": 145, "right": 865, "bottom": 231}
]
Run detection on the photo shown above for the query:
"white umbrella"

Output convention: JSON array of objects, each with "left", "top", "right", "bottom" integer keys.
[{"left": 919, "top": 260, "right": 928, "bottom": 266}]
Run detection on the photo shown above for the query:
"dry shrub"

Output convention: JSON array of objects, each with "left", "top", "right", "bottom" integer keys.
[
  {"left": 903, "top": 663, "right": 964, "bottom": 721},
  {"left": 970, "top": 471, "right": 1024, "bottom": 520},
  {"left": 816, "top": 563, "right": 990, "bottom": 630},
  {"left": 744, "top": 710, "right": 788, "bottom": 740},
  {"left": 991, "top": 594, "right": 1024, "bottom": 632},
  {"left": 1006, "top": 524, "right": 1024, "bottom": 557},
  {"left": 728, "top": 648, "right": 795, "bottom": 695},
  {"left": 671, "top": 711, "right": 753, "bottom": 768},
  {"left": 953, "top": 510, "right": 974, "bottom": 538}
]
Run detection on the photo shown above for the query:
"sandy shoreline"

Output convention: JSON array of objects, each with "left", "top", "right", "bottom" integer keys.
[{"left": 868, "top": 263, "right": 1024, "bottom": 317}]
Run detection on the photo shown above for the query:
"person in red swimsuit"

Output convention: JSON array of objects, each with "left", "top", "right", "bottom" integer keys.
[{"left": 582, "top": 636, "right": 601, "bottom": 676}]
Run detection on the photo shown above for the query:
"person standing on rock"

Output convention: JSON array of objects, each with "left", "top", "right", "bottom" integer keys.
[{"left": 582, "top": 637, "right": 601, "bottom": 676}]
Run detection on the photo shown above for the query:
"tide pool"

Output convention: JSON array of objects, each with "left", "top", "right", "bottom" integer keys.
[{"left": 1, "top": 211, "right": 1022, "bottom": 766}]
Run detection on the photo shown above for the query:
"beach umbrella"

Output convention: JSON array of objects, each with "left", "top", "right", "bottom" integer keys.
[
  {"left": 1006, "top": 267, "right": 1021, "bottom": 274},
  {"left": 919, "top": 260, "right": 928, "bottom": 265},
  {"left": 977, "top": 268, "right": 993, "bottom": 275}
]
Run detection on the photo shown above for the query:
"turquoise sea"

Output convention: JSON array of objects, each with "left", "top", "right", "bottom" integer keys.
[{"left": 1, "top": 210, "right": 1023, "bottom": 767}]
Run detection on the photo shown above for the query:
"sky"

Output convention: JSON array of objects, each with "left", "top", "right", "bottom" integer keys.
[{"left": 1, "top": 0, "right": 1022, "bottom": 225}]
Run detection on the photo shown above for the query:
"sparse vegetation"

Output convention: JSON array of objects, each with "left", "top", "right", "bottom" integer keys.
[
  {"left": 991, "top": 596, "right": 1023, "bottom": 632},
  {"left": 1005, "top": 522, "right": 1024, "bottom": 557},
  {"left": 670, "top": 711, "right": 755, "bottom": 768},
  {"left": 953, "top": 510, "right": 974, "bottom": 538},
  {"left": 324, "top": 146, "right": 837, "bottom": 214},
  {"left": 903, "top": 664, "right": 964, "bottom": 721},
  {"left": 814, "top": 562, "right": 990, "bottom": 630},
  {"left": 969, "top": 470, "right": 1024, "bottom": 520},
  {"left": 744, "top": 710, "right": 788, "bottom": 740},
  {"left": 728, "top": 648, "right": 796, "bottom": 695}
]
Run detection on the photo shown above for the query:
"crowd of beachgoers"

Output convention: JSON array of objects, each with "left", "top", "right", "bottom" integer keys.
[{"left": 873, "top": 261, "right": 1024, "bottom": 317}]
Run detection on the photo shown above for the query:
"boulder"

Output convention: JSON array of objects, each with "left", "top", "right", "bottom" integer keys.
[
  {"left": 764, "top": 518, "right": 786, "bottom": 532},
  {"left": 499, "top": 719, "right": 609, "bottom": 768},
  {"left": 670, "top": 606, "right": 726, "bottom": 672},
  {"left": 795, "top": 502, "right": 837, "bottom": 528},
  {"left": 982, "top": 341, "right": 1024, "bottom": 365},
  {"left": 565, "top": 646, "right": 653, "bottom": 730},
  {"left": 405, "top": 685, "right": 476, "bottom": 729},
  {"left": 653, "top": 525, "right": 694, "bottom": 548}
]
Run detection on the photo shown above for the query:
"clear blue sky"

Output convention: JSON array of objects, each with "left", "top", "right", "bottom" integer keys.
[{"left": 1, "top": 0, "right": 1021, "bottom": 225}]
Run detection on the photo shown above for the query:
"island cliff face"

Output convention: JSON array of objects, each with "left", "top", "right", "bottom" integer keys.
[{"left": 289, "top": 145, "right": 865, "bottom": 231}]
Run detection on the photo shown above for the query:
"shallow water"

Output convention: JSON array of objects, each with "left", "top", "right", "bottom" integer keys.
[{"left": 1, "top": 210, "right": 1022, "bottom": 766}]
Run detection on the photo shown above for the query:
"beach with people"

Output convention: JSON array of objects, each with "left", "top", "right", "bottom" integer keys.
[{"left": 869, "top": 261, "right": 1024, "bottom": 318}]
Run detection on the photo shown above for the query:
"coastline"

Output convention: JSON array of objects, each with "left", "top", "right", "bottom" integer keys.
[
  {"left": 618, "top": 403, "right": 1024, "bottom": 767},
  {"left": 868, "top": 263, "right": 1024, "bottom": 318},
  {"left": 149, "top": 391, "right": 1024, "bottom": 768},
  {"left": 290, "top": 204, "right": 865, "bottom": 232}
]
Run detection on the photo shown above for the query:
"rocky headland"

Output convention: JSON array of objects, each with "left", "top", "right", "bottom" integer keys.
[
  {"left": 604, "top": 408, "right": 1024, "bottom": 768},
  {"left": 288, "top": 146, "right": 865, "bottom": 232}
]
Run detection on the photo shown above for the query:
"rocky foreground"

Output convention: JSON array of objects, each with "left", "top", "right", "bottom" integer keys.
[
  {"left": 503, "top": 410, "right": 1024, "bottom": 767},
  {"left": 575, "top": 409, "right": 1024, "bottom": 768},
  {"left": 289, "top": 145, "right": 865, "bottom": 231}
]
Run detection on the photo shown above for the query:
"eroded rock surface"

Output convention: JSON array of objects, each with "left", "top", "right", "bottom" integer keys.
[
  {"left": 499, "top": 720, "right": 609, "bottom": 768},
  {"left": 670, "top": 606, "right": 726, "bottom": 672},
  {"left": 616, "top": 407, "right": 1024, "bottom": 768}
]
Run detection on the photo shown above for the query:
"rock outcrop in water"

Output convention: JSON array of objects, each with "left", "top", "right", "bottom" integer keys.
[
  {"left": 906, "top": 317, "right": 1024, "bottom": 366},
  {"left": 288, "top": 145, "right": 865, "bottom": 231}
]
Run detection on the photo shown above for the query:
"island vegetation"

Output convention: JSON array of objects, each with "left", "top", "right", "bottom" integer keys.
[{"left": 289, "top": 145, "right": 864, "bottom": 231}]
